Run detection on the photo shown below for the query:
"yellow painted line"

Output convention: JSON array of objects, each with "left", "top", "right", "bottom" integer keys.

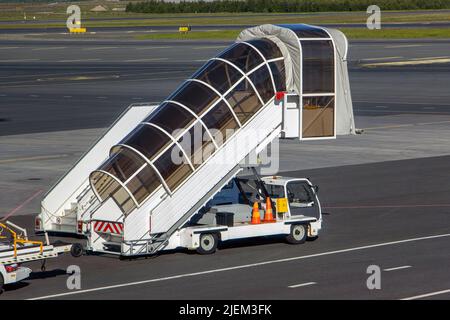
[
  {"left": 193, "top": 45, "right": 228, "bottom": 50},
  {"left": 0, "top": 154, "right": 70, "bottom": 164},
  {"left": 361, "top": 58, "right": 450, "bottom": 67},
  {"left": 410, "top": 56, "right": 449, "bottom": 61},
  {"left": 363, "top": 120, "right": 450, "bottom": 130},
  {"left": 361, "top": 56, "right": 402, "bottom": 61}
]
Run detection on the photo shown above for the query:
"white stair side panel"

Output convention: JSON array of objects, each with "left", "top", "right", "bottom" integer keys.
[
  {"left": 148, "top": 101, "right": 282, "bottom": 236},
  {"left": 123, "top": 187, "right": 166, "bottom": 241},
  {"left": 91, "top": 197, "right": 124, "bottom": 223},
  {"left": 41, "top": 105, "right": 158, "bottom": 219}
]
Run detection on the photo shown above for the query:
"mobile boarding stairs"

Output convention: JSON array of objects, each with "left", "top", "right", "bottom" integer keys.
[{"left": 36, "top": 24, "right": 355, "bottom": 257}]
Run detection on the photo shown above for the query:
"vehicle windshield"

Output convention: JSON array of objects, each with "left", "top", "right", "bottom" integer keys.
[{"left": 286, "top": 181, "right": 314, "bottom": 207}]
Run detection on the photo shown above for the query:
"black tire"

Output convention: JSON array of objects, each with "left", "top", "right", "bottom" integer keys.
[
  {"left": 196, "top": 233, "right": 218, "bottom": 255},
  {"left": 286, "top": 224, "right": 307, "bottom": 244},
  {"left": 70, "top": 243, "right": 84, "bottom": 258}
]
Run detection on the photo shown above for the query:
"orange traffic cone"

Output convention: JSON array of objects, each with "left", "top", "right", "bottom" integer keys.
[
  {"left": 251, "top": 201, "right": 261, "bottom": 224},
  {"left": 263, "top": 197, "right": 276, "bottom": 223}
]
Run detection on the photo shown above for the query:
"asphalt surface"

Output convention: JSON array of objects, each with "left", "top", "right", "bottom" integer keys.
[
  {"left": 2, "top": 22, "right": 450, "bottom": 35},
  {"left": 2, "top": 155, "right": 450, "bottom": 299},
  {"left": 1, "top": 39, "right": 450, "bottom": 136},
  {"left": 1, "top": 37, "right": 450, "bottom": 299}
]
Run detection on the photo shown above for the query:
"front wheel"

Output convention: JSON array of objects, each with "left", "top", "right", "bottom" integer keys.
[
  {"left": 286, "top": 224, "right": 307, "bottom": 244},
  {"left": 196, "top": 233, "right": 218, "bottom": 255}
]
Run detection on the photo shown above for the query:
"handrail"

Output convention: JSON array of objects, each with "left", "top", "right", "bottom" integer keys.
[{"left": 0, "top": 222, "right": 44, "bottom": 258}]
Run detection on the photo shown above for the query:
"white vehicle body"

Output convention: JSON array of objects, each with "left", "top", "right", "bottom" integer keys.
[
  {"left": 1, "top": 221, "right": 74, "bottom": 291},
  {"left": 36, "top": 24, "right": 354, "bottom": 258},
  {"left": 161, "top": 177, "right": 322, "bottom": 252},
  {"left": 0, "top": 263, "right": 31, "bottom": 288}
]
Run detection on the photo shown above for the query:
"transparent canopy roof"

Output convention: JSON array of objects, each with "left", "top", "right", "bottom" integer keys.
[{"left": 89, "top": 29, "right": 337, "bottom": 214}]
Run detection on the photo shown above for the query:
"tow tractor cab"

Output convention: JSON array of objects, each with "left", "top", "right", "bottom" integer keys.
[
  {"left": 36, "top": 23, "right": 355, "bottom": 257},
  {"left": 164, "top": 173, "right": 322, "bottom": 254}
]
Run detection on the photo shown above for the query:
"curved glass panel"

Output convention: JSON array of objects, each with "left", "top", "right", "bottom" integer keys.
[
  {"left": 154, "top": 144, "right": 194, "bottom": 191},
  {"left": 90, "top": 171, "right": 136, "bottom": 215},
  {"left": 269, "top": 60, "right": 286, "bottom": 92},
  {"left": 201, "top": 100, "right": 239, "bottom": 146},
  {"left": 168, "top": 81, "right": 220, "bottom": 116},
  {"left": 302, "top": 40, "right": 334, "bottom": 93},
  {"left": 125, "top": 164, "right": 161, "bottom": 204},
  {"left": 225, "top": 79, "right": 262, "bottom": 125},
  {"left": 279, "top": 24, "right": 329, "bottom": 38},
  {"left": 145, "top": 102, "right": 195, "bottom": 138},
  {"left": 245, "top": 39, "right": 282, "bottom": 60},
  {"left": 219, "top": 43, "right": 263, "bottom": 73},
  {"left": 248, "top": 64, "right": 274, "bottom": 103},
  {"left": 116, "top": 124, "right": 171, "bottom": 162},
  {"left": 101, "top": 147, "right": 146, "bottom": 182},
  {"left": 178, "top": 122, "right": 215, "bottom": 168},
  {"left": 192, "top": 60, "right": 242, "bottom": 94}
]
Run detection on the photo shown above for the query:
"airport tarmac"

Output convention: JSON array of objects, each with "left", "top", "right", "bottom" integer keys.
[{"left": 0, "top": 37, "right": 449, "bottom": 299}]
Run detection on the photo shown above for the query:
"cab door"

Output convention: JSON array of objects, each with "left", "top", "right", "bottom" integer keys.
[{"left": 285, "top": 180, "right": 320, "bottom": 219}]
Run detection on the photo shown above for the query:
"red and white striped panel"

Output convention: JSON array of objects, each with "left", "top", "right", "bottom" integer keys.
[{"left": 93, "top": 220, "right": 123, "bottom": 235}]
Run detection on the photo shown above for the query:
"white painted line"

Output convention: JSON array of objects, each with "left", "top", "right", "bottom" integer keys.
[
  {"left": 423, "top": 107, "right": 435, "bottom": 110},
  {"left": 0, "top": 59, "right": 39, "bottom": 62},
  {"left": 375, "top": 105, "right": 388, "bottom": 108},
  {"left": 0, "top": 47, "right": 20, "bottom": 50},
  {"left": 58, "top": 59, "right": 100, "bottom": 63},
  {"left": 28, "top": 233, "right": 450, "bottom": 300},
  {"left": 63, "top": 95, "right": 72, "bottom": 98},
  {"left": 32, "top": 47, "right": 66, "bottom": 51},
  {"left": 96, "top": 96, "right": 107, "bottom": 99},
  {"left": 135, "top": 46, "right": 171, "bottom": 50},
  {"left": 401, "top": 289, "right": 450, "bottom": 300},
  {"left": 124, "top": 58, "right": 168, "bottom": 62},
  {"left": 29, "top": 94, "right": 39, "bottom": 98},
  {"left": 83, "top": 47, "right": 119, "bottom": 51},
  {"left": 354, "top": 100, "right": 450, "bottom": 106},
  {"left": 288, "top": 282, "right": 316, "bottom": 288},
  {"left": 385, "top": 44, "right": 424, "bottom": 49},
  {"left": 383, "top": 265, "right": 411, "bottom": 272}
]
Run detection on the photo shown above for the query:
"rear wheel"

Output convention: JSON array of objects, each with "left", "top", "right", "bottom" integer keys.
[
  {"left": 70, "top": 243, "right": 84, "bottom": 258},
  {"left": 286, "top": 224, "right": 307, "bottom": 244},
  {"left": 196, "top": 233, "right": 218, "bottom": 255}
]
